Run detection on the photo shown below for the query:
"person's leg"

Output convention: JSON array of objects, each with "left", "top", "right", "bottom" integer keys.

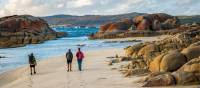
[
  {"left": 69, "top": 63, "right": 72, "bottom": 71},
  {"left": 33, "top": 66, "right": 36, "bottom": 74},
  {"left": 77, "top": 59, "right": 81, "bottom": 71},
  {"left": 67, "top": 63, "right": 70, "bottom": 72},
  {"left": 78, "top": 59, "right": 82, "bottom": 71},
  {"left": 80, "top": 59, "right": 82, "bottom": 71},
  {"left": 30, "top": 66, "right": 33, "bottom": 75}
]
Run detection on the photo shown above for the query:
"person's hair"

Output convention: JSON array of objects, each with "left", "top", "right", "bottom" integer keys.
[
  {"left": 68, "top": 49, "right": 71, "bottom": 52},
  {"left": 78, "top": 48, "right": 81, "bottom": 51}
]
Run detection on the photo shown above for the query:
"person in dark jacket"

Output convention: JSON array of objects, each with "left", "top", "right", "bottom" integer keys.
[
  {"left": 66, "top": 49, "right": 73, "bottom": 72},
  {"left": 76, "top": 48, "right": 84, "bottom": 71},
  {"left": 28, "top": 53, "right": 37, "bottom": 75}
]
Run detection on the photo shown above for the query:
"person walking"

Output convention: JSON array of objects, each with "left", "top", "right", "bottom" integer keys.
[
  {"left": 66, "top": 49, "right": 73, "bottom": 72},
  {"left": 76, "top": 48, "right": 84, "bottom": 71},
  {"left": 28, "top": 53, "right": 37, "bottom": 75}
]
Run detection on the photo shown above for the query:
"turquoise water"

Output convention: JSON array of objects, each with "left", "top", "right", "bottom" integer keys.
[{"left": 0, "top": 27, "right": 135, "bottom": 72}]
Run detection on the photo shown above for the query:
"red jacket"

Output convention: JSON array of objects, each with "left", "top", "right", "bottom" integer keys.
[{"left": 76, "top": 51, "right": 84, "bottom": 59}]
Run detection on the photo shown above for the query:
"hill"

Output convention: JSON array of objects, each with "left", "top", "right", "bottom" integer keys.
[
  {"left": 41, "top": 12, "right": 146, "bottom": 26},
  {"left": 178, "top": 15, "right": 200, "bottom": 24},
  {"left": 41, "top": 13, "right": 200, "bottom": 27}
]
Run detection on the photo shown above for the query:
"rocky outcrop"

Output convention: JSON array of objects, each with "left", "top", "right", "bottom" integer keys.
[
  {"left": 125, "top": 43, "right": 145, "bottom": 57},
  {"left": 133, "top": 13, "right": 180, "bottom": 30},
  {"left": 172, "top": 71, "right": 199, "bottom": 85},
  {"left": 99, "top": 19, "right": 133, "bottom": 33},
  {"left": 177, "top": 57, "right": 200, "bottom": 73},
  {"left": 0, "top": 15, "right": 67, "bottom": 48},
  {"left": 143, "top": 57, "right": 200, "bottom": 87},
  {"left": 149, "top": 50, "right": 187, "bottom": 73},
  {"left": 124, "top": 24, "right": 200, "bottom": 64},
  {"left": 143, "top": 72, "right": 176, "bottom": 87},
  {"left": 89, "top": 13, "right": 181, "bottom": 39},
  {"left": 99, "top": 23, "right": 113, "bottom": 33},
  {"left": 143, "top": 44, "right": 200, "bottom": 86},
  {"left": 109, "top": 24, "right": 200, "bottom": 87},
  {"left": 181, "top": 46, "right": 200, "bottom": 61}
]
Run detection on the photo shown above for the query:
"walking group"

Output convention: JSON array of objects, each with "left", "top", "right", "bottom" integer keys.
[{"left": 28, "top": 48, "right": 84, "bottom": 75}]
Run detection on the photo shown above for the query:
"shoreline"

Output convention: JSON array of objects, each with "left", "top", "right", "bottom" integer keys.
[
  {"left": 0, "top": 48, "right": 141, "bottom": 88},
  {"left": 0, "top": 35, "right": 168, "bottom": 74},
  {"left": 101, "top": 35, "right": 168, "bottom": 42},
  {"left": 0, "top": 36, "right": 168, "bottom": 88}
]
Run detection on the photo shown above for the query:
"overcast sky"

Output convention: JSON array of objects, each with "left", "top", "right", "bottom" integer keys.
[{"left": 0, "top": 0, "right": 199, "bottom": 17}]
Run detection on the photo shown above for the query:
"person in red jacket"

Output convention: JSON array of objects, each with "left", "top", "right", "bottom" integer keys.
[{"left": 76, "top": 48, "right": 84, "bottom": 71}]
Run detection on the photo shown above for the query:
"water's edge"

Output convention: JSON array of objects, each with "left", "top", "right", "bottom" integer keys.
[{"left": 0, "top": 27, "right": 135, "bottom": 73}]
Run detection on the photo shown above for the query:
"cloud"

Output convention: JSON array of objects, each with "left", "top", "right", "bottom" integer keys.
[
  {"left": 0, "top": 0, "right": 51, "bottom": 16},
  {"left": 0, "top": 0, "right": 199, "bottom": 17},
  {"left": 67, "top": 0, "right": 93, "bottom": 8},
  {"left": 57, "top": 4, "right": 64, "bottom": 8}
]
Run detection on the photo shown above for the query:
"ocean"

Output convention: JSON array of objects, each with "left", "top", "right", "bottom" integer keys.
[{"left": 0, "top": 27, "right": 135, "bottom": 73}]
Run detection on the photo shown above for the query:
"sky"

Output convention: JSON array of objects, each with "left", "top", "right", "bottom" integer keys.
[{"left": 0, "top": 0, "right": 199, "bottom": 17}]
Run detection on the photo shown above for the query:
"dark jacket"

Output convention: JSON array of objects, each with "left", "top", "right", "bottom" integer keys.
[
  {"left": 66, "top": 51, "right": 73, "bottom": 61},
  {"left": 29, "top": 55, "right": 37, "bottom": 65}
]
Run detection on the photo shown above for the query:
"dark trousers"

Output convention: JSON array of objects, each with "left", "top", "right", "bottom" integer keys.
[
  {"left": 30, "top": 65, "right": 36, "bottom": 74},
  {"left": 77, "top": 59, "right": 82, "bottom": 71},
  {"left": 67, "top": 60, "right": 72, "bottom": 71}
]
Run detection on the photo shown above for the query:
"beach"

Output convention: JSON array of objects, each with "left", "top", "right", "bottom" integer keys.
[
  {"left": 102, "top": 35, "right": 168, "bottom": 42},
  {"left": 0, "top": 48, "right": 141, "bottom": 88},
  {"left": 0, "top": 2, "right": 199, "bottom": 87},
  {"left": 1, "top": 36, "right": 200, "bottom": 88},
  {"left": 0, "top": 36, "right": 168, "bottom": 88}
]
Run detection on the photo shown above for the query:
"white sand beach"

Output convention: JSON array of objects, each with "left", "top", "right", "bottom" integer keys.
[
  {"left": 0, "top": 36, "right": 169, "bottom": 88},
  {"left": 102, "top": 35, "right": 168, "bottom": 42},
  {"left": 0, "top": 48, "right": 142, "bottom": 88},
  {"left": 2, "top": 36, "right": 197, "bottom": 88},
  {"left": 0, "top": 37, "right": 164, "bottom": 88}
]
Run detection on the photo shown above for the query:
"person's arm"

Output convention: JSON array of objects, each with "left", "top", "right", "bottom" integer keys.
[
  {"left": 81, "top": 52, "right": 84, "bottom": 59},
  {"left": 76, "top": 52, "right": 78, "bottom": 58},
  {"left": 82, "top": 53, "right": 85, "bottom": 58},
  {"left": 28, "top": 55, "right": 31, "bottom": 64},
  {"left": 66, "top": 53, "right": 68, "bottom": 58}
]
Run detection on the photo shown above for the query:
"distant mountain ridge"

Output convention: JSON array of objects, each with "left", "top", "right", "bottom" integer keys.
[
  {"left": 41, "top": 12, "right": 200, "bottom": 27},
  {"left": 41, "top": 12, "right": 146, "bottom": 26},
  {"left": 178, "top": 15, "right": 200, "bottom": 24}
]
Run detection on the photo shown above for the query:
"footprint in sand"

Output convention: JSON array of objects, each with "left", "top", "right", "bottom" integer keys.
[
  {"left": 79, "top": 79, "right": 86, "bottom": 88},
  {"left": 97, "top": 77, "right": 107, "bottom": 80},
  {"left": 26, "top": 75, "right": 34, "bottom": 88},
  {"left": 78, "top": 72, "right": 87, "bottom": 88}
]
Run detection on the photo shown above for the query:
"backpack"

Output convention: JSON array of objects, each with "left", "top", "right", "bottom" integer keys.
[
  {"left": 66, "top": 52, "right": 73, "bottom": 60},
  {"left": 29, "top": 55, "right": 36, "bottom": 65}
]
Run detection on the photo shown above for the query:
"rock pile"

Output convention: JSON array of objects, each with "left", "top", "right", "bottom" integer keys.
[
  {"left": 143, "top": 57, "right": 200, "bottom": 87},
  {"left": 89, "top": 13, "right": 180, "bottom": 39},
  {"left": 133, "top": 13, "right": 180, "bottom": 30},
  {"left": 0, "top": 15, "right": 67, "bottom": 48},
  {"left": 113, "top": 24, "right": 200, "bottom": 86}
]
